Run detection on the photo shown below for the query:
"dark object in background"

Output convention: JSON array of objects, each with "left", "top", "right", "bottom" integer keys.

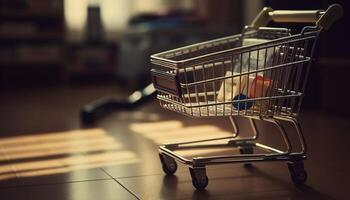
[
  {"left": 81, "top": 84, "right": 156, "bottom": 124},
  {"left": 65, "top": 4, "right": 117, "bottom": 80},
  {"left": 84, "top": 5, "right": 105, "bottom": 44}
]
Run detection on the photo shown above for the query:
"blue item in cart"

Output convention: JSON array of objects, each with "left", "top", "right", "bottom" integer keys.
[{"left": 232, "top": 94, "right": 253, "bottom": 110}]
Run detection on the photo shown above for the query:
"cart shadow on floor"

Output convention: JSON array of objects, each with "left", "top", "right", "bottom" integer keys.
[
  {"left": 160, "top": 166, "right": 335, "bottom": 200},
  {"left": 240, "top": 166, "right": 335, "bottom": 200}
]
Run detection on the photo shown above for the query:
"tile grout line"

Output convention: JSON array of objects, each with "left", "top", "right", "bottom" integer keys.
[
  {"left": 114, "top": 170, "right": 188, "bottom": 180},
  {"left": 99, "top": 168, "right": 141, "bottom": 200}
]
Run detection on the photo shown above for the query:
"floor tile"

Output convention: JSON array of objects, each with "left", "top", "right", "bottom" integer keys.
[
  {"left": 14, "top": 168, "right": 110, "bottom": 187},
  {"left": 0, "top": 179, "right": 138, "bottom": 200},
  {"left": 117, "top": 163, "right": 334, "bottom": 200},
  {"left": 0, "top": 129, "right": 124, "bottom": 186},
  {"left": 1, "top": 84, "right": 349, "bottom": 199},
  {"left": 0, "top": 148, "right": 18, "bottom": 187},
  {"left": 0, "top": 163, "right": 18, "bottom": 187}
]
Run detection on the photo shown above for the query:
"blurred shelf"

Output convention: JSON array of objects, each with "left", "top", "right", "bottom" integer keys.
[
  {"left": 0, "top": 61, "right": 63, "bottom": 67},
  {"left": 0, "top": 9, "right": 63, "bottom": 20},
  {"left": 65, "top": 43, "right": 117, "bottom": 80},
  {"left": 0, "top": 0, "right": 65, "bottom": 85},
  {"left": 0, "top": 32, "right": 64, "bottom": 43}
]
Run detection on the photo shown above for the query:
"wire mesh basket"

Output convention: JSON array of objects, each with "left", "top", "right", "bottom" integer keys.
[{"left": 151, "top": 26, "right": 321, "bottom": 118}]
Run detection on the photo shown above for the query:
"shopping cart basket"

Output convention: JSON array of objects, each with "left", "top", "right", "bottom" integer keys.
[{"left": 150, "top": 4, "right": 343, "bottom": 190}]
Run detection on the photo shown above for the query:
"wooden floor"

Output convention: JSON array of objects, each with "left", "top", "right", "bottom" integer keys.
[{"left": 0, "top": 83, "right": 349, "bottom": 200}]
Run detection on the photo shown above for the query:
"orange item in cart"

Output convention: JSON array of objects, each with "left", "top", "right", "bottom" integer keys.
[{"left": 249, "top": 76, "right": 272, "bottom": 98}]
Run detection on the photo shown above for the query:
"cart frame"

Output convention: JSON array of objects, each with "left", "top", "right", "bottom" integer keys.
[{"left": 151, "top": 4, "right": 343, "bottom": 190}]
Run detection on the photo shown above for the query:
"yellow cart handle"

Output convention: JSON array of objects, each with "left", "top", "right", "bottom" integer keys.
[{"left": 251, "top": 4, "right": 343, "bottom": 30}]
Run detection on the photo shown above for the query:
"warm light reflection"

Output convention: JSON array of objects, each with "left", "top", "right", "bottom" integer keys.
[
  {"left": 176, "top": 147, "right": 240, "bottom": 158},
  {"left": 16, "top": 158, "right": 139, "bottom": 178},
  {"left": 0, "top": 129, "right": 106, "bottom": 147},
  {"left": 129, "top": 120, "right": 183, "bottom": 134},
  {"left": 15, "top": 151, "right": 138, "bottom": 177},
  {"left": 0, "top": 129, "right": 139, "bottom": 181},
  {"left": 129, "top": 121, "right": 232, "bottom": 144},
  {"left": 129, "top": 120, "right": 235, "bottom": 157},
  {"left": 117, "top": 111, "right": 161, "bottom": 121},
  {"left": 1, "top": 142, "right": 122, "bottom": 161}
]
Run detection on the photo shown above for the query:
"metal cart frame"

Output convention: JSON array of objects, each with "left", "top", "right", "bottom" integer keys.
[{"left": 150, "top": 4, "right": 343, "bottom": 190}]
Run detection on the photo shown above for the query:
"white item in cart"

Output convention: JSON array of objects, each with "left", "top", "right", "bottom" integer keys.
[
  {"left": 217, "top": 71, "right": 255, "bottom": 102},
  {"left": 239, "top": 38, "right": 276, "bottom": 73}
]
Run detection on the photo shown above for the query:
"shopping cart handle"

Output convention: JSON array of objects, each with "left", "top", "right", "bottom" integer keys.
[
  {"left": 251, "top": 4, "right": 343, "bottom": 30},
  {"left": 270, "top": 10, "right": 324, "bottom": 23}
]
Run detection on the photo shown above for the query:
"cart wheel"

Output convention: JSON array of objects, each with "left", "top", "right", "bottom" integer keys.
[
  {"left": 189, "top": 167, "right": 208, "bottom": 190},
  {"left": 159, "top": 154, "right": 177, "bottom": 175},
  {"left": 240, "top": 147, "right": 254, "bottom": 167},
  {"left": 288, "top": 161, "right": 307, "bottom": 186}
]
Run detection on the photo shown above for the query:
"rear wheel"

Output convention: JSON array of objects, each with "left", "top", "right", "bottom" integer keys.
[
  {"left": 240, "top": 147, "right": 254, "bottom": 167},
  {"left": 159, "top": 154, "right": 177, "bottom": 175},
  {"left": 288, "top": 161, "right": 307, "bottom": 186}
]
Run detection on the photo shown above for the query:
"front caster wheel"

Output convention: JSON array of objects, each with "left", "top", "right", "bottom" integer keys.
[
  {"left": 189, "top": 167, "right": 208, "bottom": 190},
  {"left": 240, "top": 147, "right": 254, "bottom": 167},
  {"left": 159, "top": 154, "right": 177, "bottom": 175},
  {"left": 288, "top": 161, "right": 307, "bottom": 186}
]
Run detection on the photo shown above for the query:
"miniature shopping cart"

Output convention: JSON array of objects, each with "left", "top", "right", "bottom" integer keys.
[{"left": 150, "top": 4, "right": 343, "bottom": 190}]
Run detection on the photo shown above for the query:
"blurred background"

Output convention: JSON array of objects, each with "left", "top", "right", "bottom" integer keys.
[{"left": 0, "top": 0, "right": 348, "bottom": 117}]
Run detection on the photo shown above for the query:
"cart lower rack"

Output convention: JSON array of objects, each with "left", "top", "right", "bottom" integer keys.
[{"left": 150, "top": 4, "right": 343, "bottom": 190}]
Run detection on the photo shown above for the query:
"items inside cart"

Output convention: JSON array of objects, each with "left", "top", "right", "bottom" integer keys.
[{"left": 150, "top": 4, "right": 343, "bottom": 190}]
